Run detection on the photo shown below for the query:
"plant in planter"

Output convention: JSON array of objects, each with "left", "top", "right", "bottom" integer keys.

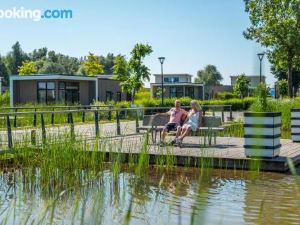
[
  {"left": 291, "top": 108, "right": 300, "bottom": 142},
  {"left": 244, "top": 83, "right": 281, "bottom": 157}
]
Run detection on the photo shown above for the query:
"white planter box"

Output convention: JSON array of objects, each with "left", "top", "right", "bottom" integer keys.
[
  {"left": 244, "top": 112, "right": 281, "bottom": 157},
  {"left": 291, "top": 109, "right": 300, "bottom": 142}
]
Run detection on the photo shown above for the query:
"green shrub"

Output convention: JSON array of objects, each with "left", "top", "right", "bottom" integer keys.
[
  {"left": 0, "top": 91, "right": 10, "bottom": 106},
  {"left": 215, "top": 91, "right": 238, "bottom": 100}
]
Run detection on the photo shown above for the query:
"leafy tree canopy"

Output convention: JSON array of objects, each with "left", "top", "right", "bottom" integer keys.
[
  {"left": 18, "top": 61, "right": 37, "bottom": 75},
  {"left": 113, "top": 43, "right": 153, "bottom": 104},
  {"left": 233, "top": 73, "right": 250, "bottom": 98},
  {"left": 244, "top": 0, "right": 300, "bottom": 97},
  {"left": 0, "top": 56, "right": 9, "bottom": 85},
  {"left": 82, "top": 52, "right": 104, "bottom": 76},
  {"left": 195, "top": 64, "right": 223, "bottom": 85}
]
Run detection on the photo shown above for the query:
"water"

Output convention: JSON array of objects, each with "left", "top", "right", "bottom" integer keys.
[{"left": 0, "top": 167, "right": 299, "bottom": 225}]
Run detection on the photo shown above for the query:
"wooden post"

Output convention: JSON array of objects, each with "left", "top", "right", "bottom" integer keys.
[
  {"left": 33, "top": 109, "right": 37, "bottom": 127},
  {"left": 51, "top": 108, "right": 54, "bottom": 126},
  {"left": 41, "top": 114, "right": 46, "bottom": 144},
  {"left": 94, "top": 111, "right": 99, "bottom": 137},
  {"left": 229, "top": 106, "right": 233, "bottom": 121},
  {"left": 116, "top": 110, "right": 121, "bottom": 135},
  {"left": 82, "top": 110, "right": 85, "bottom": 123},
  {"left": 136, "top": 108, "right": 139, "bottom": 133},
  {"left": 68, "top": 112, "right": 75, "bottom": 138},
  {"left": 221, "top": 110, "right": 225, "bottom": 122},
  {"left": 6, "top": 115, "right": 12, "bottom": 150},
  {"left": 13, "top": 109, "right": 17, "bottom": 128},
  {"left": 31, "top": 130, "right": 36, "bottom": 146},
  {"left": 108, "top": 106, "right": 112, "bottom": 121}
]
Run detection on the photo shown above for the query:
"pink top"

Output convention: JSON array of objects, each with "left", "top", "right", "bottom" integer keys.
[{"left": 167, "top": 108, "right": 185, "bottom": 125}]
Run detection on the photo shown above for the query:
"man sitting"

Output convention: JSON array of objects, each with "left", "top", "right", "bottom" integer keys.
[{"left": 159, "top": 100, "right": 187, "bottom": 145}]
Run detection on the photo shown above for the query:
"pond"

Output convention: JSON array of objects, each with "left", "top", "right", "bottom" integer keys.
[{"left": 0, "top": 166, "right": 299, "bottom": 225}]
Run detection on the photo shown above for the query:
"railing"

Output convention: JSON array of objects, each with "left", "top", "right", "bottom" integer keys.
[{"left": 0, "top": 105, "right": 233, "bottom": 150}]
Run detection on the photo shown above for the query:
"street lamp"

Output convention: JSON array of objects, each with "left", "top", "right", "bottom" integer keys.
[
  {"left": 257, "top": 52, "right": 265, "bottom": 83},
  {"left": 158, "top": 57, "right": 165, "bottom": 106}
]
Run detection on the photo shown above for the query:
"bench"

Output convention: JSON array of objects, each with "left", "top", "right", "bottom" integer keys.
[
  {"left": 137, "top": 114, "right": 169, "bottom": 143},
  {"left": 138, "top": 114, "right": 224, "bottom": 145}
]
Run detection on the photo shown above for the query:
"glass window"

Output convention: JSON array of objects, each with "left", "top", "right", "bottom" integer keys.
[
  {"left": 106, "top": 91, "right": 113, "bottom": 102},
  {"left": 38, "top": 82, "right": 46, "bottom": 89},
  {"left": 47, "top": 82, "right": 55, "bottom": 90},
  {"left": 170, "top": 87, "right": 177, "bottom": 98},
  {"left": 185, "top": 87, "right": 194, "bottom": 98},
  {"left": 116, "top": 92, "right": 122, "bottom": 102},
  {"left": 58, "top": 82, "right": 79, "bottom": 104},
  {"left": 38, "top": 90, "right": 46, "bottom": 103},
  {"left": 37, "top": 82, "right": 56, "bottom": 104}
]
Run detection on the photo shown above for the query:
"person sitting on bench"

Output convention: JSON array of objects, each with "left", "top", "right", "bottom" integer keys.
[
  {"left": 160, "top": 100, "right": 187, "bottom": 145},
  {"left": 174, "top": 100, "right": 202, "bottom": 145}
]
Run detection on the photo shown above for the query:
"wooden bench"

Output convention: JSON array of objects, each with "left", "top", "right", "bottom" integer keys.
[
  {"left": 138, "top": 114, "right": 224, "bottom": 145},
  {"left": 137, "top": 114, "right": 169, "bottom": 143}
]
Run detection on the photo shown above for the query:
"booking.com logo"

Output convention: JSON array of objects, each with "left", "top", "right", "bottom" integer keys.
[{"left": 0, "top": 7, "right": 73, "bottom": 21}]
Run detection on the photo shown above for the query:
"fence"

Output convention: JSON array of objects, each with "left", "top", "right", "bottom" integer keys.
[{"left": 0, "top": 105, "right": 232, "bottom": 150}]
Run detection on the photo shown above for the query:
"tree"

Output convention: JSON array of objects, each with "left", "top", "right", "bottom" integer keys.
[
  {"left": 0, "top": 56, "right": 9, "bottom": 85},
  {"left": 18, "top": 61, "right": 37, "bottom": 75},
  {"left": 39, "top": 61, "right": 65, "bottom": 74},
  {"left": 100, "top": 53, "right": 116, "bottom": 74},
  {"left": 82, "top": 52, "right": 104, "bottom": 76},
  {"left": 6, "top": 41, "right": 28, "bottom": 75},
  {"left": 29, "top": 47, "right": 48, "bottom": 61},
  {"left": 276, "top": 79, "right": 288, "bottom": 98},
  {"left": 233, "top": 74, "right": 250, "bottom": 98},
  {"left": 113, "top": 43, "right": 153, "bottom": 104},
  {"left": 195, "top": 65, "right": 223, "bottom": 85},
  {"left": 271, "top": 65, "right": 300, "bottom": 96},
  {"left": 244, "top": 0, "right": 300, "bottom": 97}
]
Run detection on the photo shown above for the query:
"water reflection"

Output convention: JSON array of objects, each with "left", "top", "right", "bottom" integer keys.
[{"left": 0, "top": 167, "right": 299, "bottom": 225}]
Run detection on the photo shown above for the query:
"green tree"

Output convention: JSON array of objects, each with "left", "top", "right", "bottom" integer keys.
[
  {"left": 276, "top": 79, "right": 288, "bottom": 98},
  {"left": 18, "top": 61, "right": 37, "bottom": 75},
  {"left": 82, "top": 52, "right": 104, "bottom": 76},
  {"left": 113, "top": 43, "right": 153, "bottom": 104},
  {"left": 100, "top": 53, "right": 116, "bottom": 74},
  {"left": 0, "top": 56, "right": 9, "bottom": 85},
  {"left": 244, "top": 0, "right": 300, "bottom": 97},
  {"left": 271, "top": 65, "right": 300, "bottom": 96},
  {"left": 233, "top": 74, "right": 250, "bottom": 98},
  {"left": 29, "top": 47, "right": 48, "bottom": 61},
  {"left": 195, "top": 65, "right": 223, "bottom": 85},
  {"left": 39, "top": 61, "right": 65, "bottom": 74},
  {"left": 6, "top": 41, "right": 28, "bottom": 75}
]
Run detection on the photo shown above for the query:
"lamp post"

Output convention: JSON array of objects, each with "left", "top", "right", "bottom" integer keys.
[
  {"left": 158, "top": 57, "right": 165, "bottom": 106},
  {"left": 257, "top": 52, "right": 265, "bottom": 83}
]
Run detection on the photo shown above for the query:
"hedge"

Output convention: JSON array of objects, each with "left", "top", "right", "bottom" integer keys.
[{"left": 113, "top": 97, "right": 256, "bottom": 111}]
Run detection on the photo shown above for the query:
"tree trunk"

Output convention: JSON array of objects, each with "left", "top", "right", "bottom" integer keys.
[
  {"left": 287, "top": 52, "right": 293, "bottom": 98},
  {"left": 131, "top": 89, "right": 135, "bottom": 105}
]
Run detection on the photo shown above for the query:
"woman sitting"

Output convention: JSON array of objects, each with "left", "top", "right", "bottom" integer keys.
[{"left": 174, "top": 100, "right": 202, "bottom": 145}]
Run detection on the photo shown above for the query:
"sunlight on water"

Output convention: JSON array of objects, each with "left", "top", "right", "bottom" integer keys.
[{"left": 0, "top": 168, "right": 299, "bottom": 225}]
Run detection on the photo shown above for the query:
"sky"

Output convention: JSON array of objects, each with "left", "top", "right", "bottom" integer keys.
[{"left": 0, "top": 0, "right": 274, "bottom": 87}]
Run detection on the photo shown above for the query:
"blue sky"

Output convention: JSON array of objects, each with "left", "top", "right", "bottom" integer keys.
[{"left": 0, "top": 0, "right": 273, "bottom": 86}]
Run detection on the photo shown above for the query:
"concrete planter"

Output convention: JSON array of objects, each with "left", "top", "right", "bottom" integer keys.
[
  {"left": 291, "top": 108, "right": 300, "bottom": 142},
  {"left": 244, "top": 112, "right": 281, "bottom": 157}
]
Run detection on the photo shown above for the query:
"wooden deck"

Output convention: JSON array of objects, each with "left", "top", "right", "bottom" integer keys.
[{"left": 99, "top": 135, "right": 300, "bottom": 172}]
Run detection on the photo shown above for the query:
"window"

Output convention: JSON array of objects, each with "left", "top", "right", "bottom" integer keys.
[
  {"left": 37, "top": 82, "right": 56, "bottom": 104},
  {"left": 169, "top": 87, "right": 183, "bottom": 98},
  {"left": 185, "top": 87, "right": 194, "bottom": 98},
  {"left": 58, "top": 82, "right": 79, "bottom": 104},
  {"left": 164, "top": 77, "right": 179, "bottom": 83},
  {"left": 170, "top": 87, "right": 177, "bottom": 98},
  {"left": 116, "top": 92, "right": 122, "bottom": 102},
  {"left": 106, "top": 91, "right": 113, "bottom": 102}
]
